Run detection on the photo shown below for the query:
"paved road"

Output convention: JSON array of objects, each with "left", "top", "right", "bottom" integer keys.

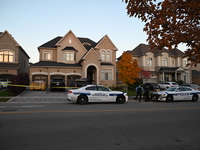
[{"left": 0, "top": 99, "right": 200, "bottom": 150}]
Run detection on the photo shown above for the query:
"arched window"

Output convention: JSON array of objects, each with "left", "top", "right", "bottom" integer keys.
[
  {"left": 101, "top": 50, "right": 106, "bottom": 61},
  {"left": 0, "top": 50, "right": 14, "bottom": 62},
  {"left": 162, "top": 57, "right": 168, "bottom": 66},
  {"left": 147, "top": 57, "right": 152, "bottom": 66},
  {"left": 101, "top": 50, "right": 111, "bottom": 62},
  {"left": 106, "top": 51, "right": 111, "bottom": 61}
]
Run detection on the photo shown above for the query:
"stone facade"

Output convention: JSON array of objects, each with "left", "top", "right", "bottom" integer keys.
[
  {"left": 123, "top": 44, "right": 191, "bottom": 84},
  {"left": 0, "top": 30, "right": 30, "bottom": 80},
  {"left": 30, "top": 30, "right": 117, "bottom": 87}
]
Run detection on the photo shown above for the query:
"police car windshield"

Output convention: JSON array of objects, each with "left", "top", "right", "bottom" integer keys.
[{"left": 165, "top": 87, "right": 177, "bottom": 92}]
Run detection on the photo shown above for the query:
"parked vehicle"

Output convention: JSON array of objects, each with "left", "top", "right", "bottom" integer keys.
[
  {"left": 181, "top": 83, "right": 200, "bottom": 90},
  {"left": 67, "top": 85, "right": 128, "bottom": 104},
  {"left": 158, "top": 82, "right": 179, "bottom": 90},
  {"left": 0, "top": 79, "right": 9, "bottom": 88},
  {"left": 151, "top": 86, "right": 200, "bottom": 102},
  {"left": 50, "top": 78, "right": 65, "bottom": 91},
  {"left": 71, "top": 78, "right": 90, "bottom": 87},
  {"left": 143, "top": 83, "right": 160, "bottom": 91}
]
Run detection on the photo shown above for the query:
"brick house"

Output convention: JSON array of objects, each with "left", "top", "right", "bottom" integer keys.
[
  {"left": 0, "top": 30, "right": 30, "bottom": 80},
  {"left": 30, "top": 30, "right": 118, "bottom": 88},
  {"left": 124, "top": 44, "right": 191, "bottom": 84}
]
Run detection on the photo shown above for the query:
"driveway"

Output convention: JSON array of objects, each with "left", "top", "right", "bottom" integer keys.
[{"left": 8, "top": 90, "right": 68, "bottom": 103}]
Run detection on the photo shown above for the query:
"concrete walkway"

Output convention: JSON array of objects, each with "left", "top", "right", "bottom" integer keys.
[{"left": 7, "top": 90, "right": 69, "bottom": 103}]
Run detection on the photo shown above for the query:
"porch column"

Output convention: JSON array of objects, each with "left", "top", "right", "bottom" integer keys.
[
  {"left": 162, "top": 72, "right": 165, "bottom": 82},
  {"left": 175, "top": 72, "right": 177, "bottom": 81}
]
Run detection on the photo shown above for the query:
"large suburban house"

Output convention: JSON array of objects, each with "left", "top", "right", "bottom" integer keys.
[
  {"left": 30, "top": 30, "right": 118, "bottom": 88},
  {"left": 125, "top": 44, "right": 191, "bottom": 84},
  {"left": 0, "top": 30, "right": 30, "bottom": 80}
]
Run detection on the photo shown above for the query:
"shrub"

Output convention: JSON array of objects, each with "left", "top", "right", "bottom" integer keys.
[{"left": 7, "top": 73, "right": 29, "bottom": 95}]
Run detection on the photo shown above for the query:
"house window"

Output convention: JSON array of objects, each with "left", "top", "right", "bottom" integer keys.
[
  {"left": 101, "top": 50, "right": 106, "bottom": 61},
  {"left": 147, "top": 57, "right": 152, "bottom": 66},
  {"left": 63, "top": 52, "right": 75, "bottom": 61},
  {"left": 162, "top": 57, "right": 168, "bottom": 66},
  {"left": 0, "top": 50, "right": 14, "bottom": 62},
  {"left": 44, "top": 51, "right": 51, "bottom": 60},
  {"left": 183, "top": 58, "right": 188, "bottom": 67},
  {"left": 101, "top": 69, "right": 112, "bottom": 80},
  {"left": 106, "top": 51, "right": 111, "bottom": 61},
  {"left": 101, "top": 50, "right": 111, "bottom": 62}
]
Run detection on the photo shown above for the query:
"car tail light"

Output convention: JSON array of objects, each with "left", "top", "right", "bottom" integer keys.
[{"left": 68, "top": 90, "right": 73, "bottom": 94}]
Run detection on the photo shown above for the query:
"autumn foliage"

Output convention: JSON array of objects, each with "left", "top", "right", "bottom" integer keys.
[
  {"left": 123, "top": 0, "right": 200, "bottom": 66},
  {"left": 117, "top": 52, "right": 141, "bottom": 84},
  {"left": 139, "top": 68, "right": 152, "bottom": 81}
]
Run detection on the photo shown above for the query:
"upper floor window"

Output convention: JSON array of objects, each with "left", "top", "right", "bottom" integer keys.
[
  {"left": 162, "top": 57, "right": 168, "bottom": 66},
  {"left": 101, "top": 50, "right": 111, "bottom": 62},
  {"left": 183, "top": 58, "right": 188, "bottom": 67},
  {"left": 101, "top": 50, "right": 106, "bottom": 61},
  {"left": 44, "top": 51, "right": 51, "bottom": 60},
  {"left": 0, "top": 50, "right": 14, "bottom": 62},
  {"left": 106, "top": 51, "right": 111, "bottom": 61},
  {"left": 147, "top": 57, "right": 152, "bottom": 66},
  {"left": 63, "top": 52, "right": 75, "bottom": 61}
]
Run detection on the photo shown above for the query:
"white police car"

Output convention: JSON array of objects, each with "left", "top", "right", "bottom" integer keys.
[
  {"left": 67, "top": 85, "right": 128, "bottom": 104},
  {"left": 151, "top": 86, "right": 200, "bottom": 102}
]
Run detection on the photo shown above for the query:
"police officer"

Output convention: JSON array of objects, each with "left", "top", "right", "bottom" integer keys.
[
  {"left": 135, "top": 85, "right": 144, "bottom": 102},
  {"left": 144, "top": 85, "right": 150, "bottom": 102}
]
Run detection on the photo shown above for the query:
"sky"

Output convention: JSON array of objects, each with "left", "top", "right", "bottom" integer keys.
[{"left": 0, "top": 0, "right": 186, "bottom": 63}]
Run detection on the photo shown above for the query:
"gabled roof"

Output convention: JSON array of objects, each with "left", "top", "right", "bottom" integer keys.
[
  {"left": 0, "top": 30, "right": 30, "bottom": 59},
  {"left": 131, "top": 44, "right": 184, "bottom": 57},
  {"left": 38, "top": 35, "right": 97, "bottom": 51},
  {"left": 95, "top": 35, "right": 118, "bottom": 51},
  {"left": 82, "top": 48, "right": 101, "bottom": 60}
]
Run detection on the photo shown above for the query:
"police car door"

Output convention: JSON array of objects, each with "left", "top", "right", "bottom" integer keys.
[
  {"left": 183, "top": 87, "right": 193, "bottom": 100},
  {"left": 95, "top": 86, "right": 111, "bottom": 102},
  {"left": 175, "top": 87, "right": 188, "bottom": 100},
  {"left": 85, "top": 85, "right": 98, "bottom": 101}
]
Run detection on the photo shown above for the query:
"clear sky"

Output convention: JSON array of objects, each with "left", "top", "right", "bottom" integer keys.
[{"left": 0, "top": 0, "right": 186, "bottom": 63}]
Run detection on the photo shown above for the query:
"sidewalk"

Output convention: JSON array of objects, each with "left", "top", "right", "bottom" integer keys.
[{"left": 7, "top": 90, "right": 69, "bottom": 103}]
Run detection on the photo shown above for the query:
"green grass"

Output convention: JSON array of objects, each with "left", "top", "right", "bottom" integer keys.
[
  {"left": 0, "top": 89, "right": 12, "bottom": 102},
  {"left": 0, "top": 98, "right": 10, "bottom": 102},
  {"left": 127, "top": 88, "right": 136, "bottom": 96}
]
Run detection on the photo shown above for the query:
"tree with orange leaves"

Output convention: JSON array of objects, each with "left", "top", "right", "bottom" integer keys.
[
  {"left": 117, "top": 52, "right": 141, "bottom": 84},
  {"left": 123, "top": 0, "right": 200, "bottom": 66}
]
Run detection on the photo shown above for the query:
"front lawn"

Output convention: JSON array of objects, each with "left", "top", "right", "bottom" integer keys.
[{"left": 0, "top": 89, "right": 12, "bottom": 102}]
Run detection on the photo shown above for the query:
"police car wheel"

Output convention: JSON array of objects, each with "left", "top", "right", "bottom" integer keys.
[
  {"left": 77, "top": 95, "right": 88, "bottom": 105},
  {"left": 166, "top": 95, "right": 173, "bottom": 102},
  {"left": 116, "top": 95, "right": 125, "bottom": 104},
  {"left": 192, "top": 94, "right": 198, "bottom": 102}
]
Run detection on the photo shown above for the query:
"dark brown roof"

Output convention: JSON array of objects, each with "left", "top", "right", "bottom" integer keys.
[
  {"left": 62, "top": 46, "right": 78, "bottom": 51},
  {"left": 131, "top": 44, "right": 184, "bottom": 57},
  {"left": 39, "top": 36, "right": 62, "bottom": 48},
  {"left": 30, "top": 61, "right": 82, "bottom": 67},
  {"left": 38, "top": 36, "right": 97, "bottom": 50}
]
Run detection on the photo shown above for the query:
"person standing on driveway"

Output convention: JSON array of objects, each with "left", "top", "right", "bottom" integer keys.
[{"left": 135, "top": 85, "right": 144, "bottom": 102}]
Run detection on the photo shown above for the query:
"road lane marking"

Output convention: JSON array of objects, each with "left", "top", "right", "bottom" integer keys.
[{"left": 1, "top": 107, "right": 200, "bottom": 114}]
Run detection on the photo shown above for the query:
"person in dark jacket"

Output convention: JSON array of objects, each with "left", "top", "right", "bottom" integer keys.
[
  {"left": 135, "top": 85, "right": 144, "bottom": 102},
  {"left": 144, "top": 85, "right": 150, "bottom": 102}
]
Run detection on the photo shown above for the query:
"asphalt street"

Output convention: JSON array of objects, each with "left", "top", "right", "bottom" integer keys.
[{"left": 0, "top": 95, "right": 200, "bottom": 150}]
